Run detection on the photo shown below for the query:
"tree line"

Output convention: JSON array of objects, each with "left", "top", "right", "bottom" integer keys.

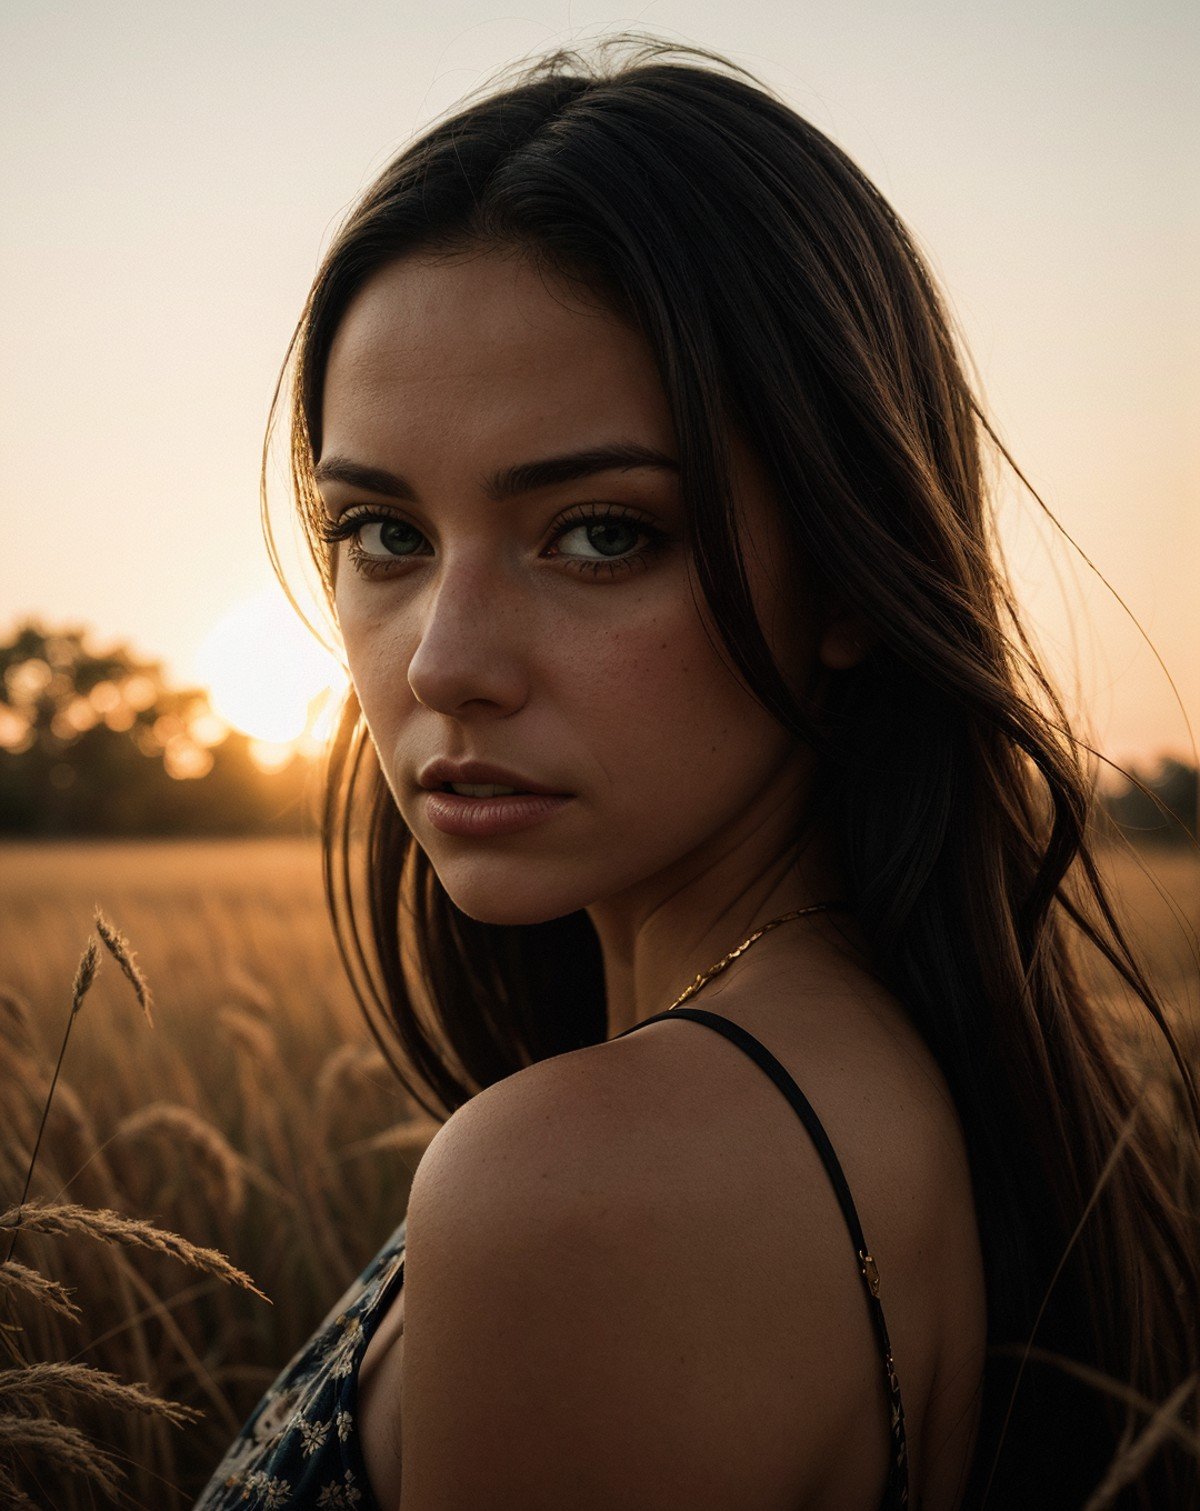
[{"left": 0, "top": 621, "right": 315, "bottom": 837}]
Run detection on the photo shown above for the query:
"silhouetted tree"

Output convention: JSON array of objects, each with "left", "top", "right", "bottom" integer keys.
[{"left": 0, "top": 620, "right": 317, "bottom": 836}]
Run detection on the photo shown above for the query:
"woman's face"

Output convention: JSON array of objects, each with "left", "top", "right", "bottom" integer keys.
[{"left": 318, "top": 245, "right": 840, "bottom": 928}]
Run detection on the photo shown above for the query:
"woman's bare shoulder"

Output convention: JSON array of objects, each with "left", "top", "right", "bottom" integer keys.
[
  {"left": 401, "top": 1024, "right": 922, "bottom": 1508},
  {"left": 580, "top": 964, "right": 988, "bottom": 1510},
  {"left": 395, "top": 960, "right": 979, "bottom": 1504}
]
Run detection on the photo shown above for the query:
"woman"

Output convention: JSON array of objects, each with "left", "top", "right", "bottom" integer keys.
[{"left": 196, "top": 35, "right": 1198, "bottom": 1511}]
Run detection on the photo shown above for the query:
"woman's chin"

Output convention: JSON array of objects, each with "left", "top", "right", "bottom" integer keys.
[{"left": 436, "top": 881, "right": 588, "bottom": 930}]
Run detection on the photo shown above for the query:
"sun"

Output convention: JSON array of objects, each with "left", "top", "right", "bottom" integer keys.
[{"left": 192, "top": 588, "right": 348, "bottom": 757}]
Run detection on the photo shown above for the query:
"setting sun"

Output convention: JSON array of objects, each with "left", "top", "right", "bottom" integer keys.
[{"left": 192, "top": 588, "right": 348, "bottom": 759}]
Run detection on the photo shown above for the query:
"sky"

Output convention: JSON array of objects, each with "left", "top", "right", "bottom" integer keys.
[{"left": 2, "top": 0, "right": 1196, "bottom": 770}]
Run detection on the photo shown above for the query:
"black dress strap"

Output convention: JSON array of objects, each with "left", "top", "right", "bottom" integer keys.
[{"left": 614, "top": 1006, "right": 910, "bottom": 1509}]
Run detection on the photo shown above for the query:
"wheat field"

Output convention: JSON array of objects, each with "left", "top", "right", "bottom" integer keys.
[
  {"left": 0, "top": 838, "right": 434, "bottom": 1506},
  {"left": 0, "top": 836, "right": 1197, "bottom": 1505}
]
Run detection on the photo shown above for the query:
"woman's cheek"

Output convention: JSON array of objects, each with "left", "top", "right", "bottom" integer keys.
[
  {"left": 344, "top": 620, "right": 419, "bottom": 747},
  {"left": 578, "top": 620, "right": 730, "bottom": 787}
]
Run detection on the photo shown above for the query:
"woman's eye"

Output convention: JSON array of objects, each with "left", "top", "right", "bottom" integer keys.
[
  {"left": 554, "top": 518, "right": 645, "bottom": 561},
  {"left": 356, "top": 519, "right": 425, "bottom": 558}
]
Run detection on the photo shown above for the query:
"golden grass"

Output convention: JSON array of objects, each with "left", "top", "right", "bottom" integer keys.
[
  {"left": 0, "top": 1415, "right": 123, "bottom": 1500},
  {"left": 0, "top": 838, "right": 425, "bottom": 1504},
  {"left": 0, "top": 1201, "right": 267, "bottom": 1301},
  {"left": 0, "top": 1260, "right": 81, "bottom": 1322},
  {"left": 111, "top": 1102, "right": 250, "bottom": 1218},
  {"left": 92, "top": 908, "right": 155, "bottom": 1025},
  {"left": 0, "top": 1360, "right": 201, "bottom": 1425},
  {"left": 0, "top": 835, "right": 1195, "bottom": 1503}
]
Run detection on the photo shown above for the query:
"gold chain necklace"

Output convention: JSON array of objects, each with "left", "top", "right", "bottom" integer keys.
[{"left": 666, "top": 901, "right": 848, "bottom": 1012}]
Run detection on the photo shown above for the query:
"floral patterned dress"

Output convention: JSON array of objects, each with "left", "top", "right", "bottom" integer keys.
[{"left": 192, "top": 1216, "right": 408, "bottom": 1510}]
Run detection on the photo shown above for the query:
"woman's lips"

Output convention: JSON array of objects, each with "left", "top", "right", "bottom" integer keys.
[{"left": 423, "top": 789, "right": 575, "bottom": 837}]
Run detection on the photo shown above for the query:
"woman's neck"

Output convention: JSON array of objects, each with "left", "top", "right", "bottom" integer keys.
[{"left": 590, "top": 815, "right": 851, "bottom": 1039}]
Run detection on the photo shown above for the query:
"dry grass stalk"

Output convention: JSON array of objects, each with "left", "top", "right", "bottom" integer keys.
[
  {"left": 0, "top": 1412, "right": 124, "bottom": 1498},
  {"left": 0, "top": 1201, "right": 269, "bottom": 1303},
  {"left": 98, "top": 1247, "right": 245, "bottom": 1437},
  {"left": 0, "top": 1361, "right": 201, "bottom": 1425},
  {"left": 92, "top": 908, "right": 154, "bottom": 1025},
  {"left": 111, "top": 1102, "right": 248, "bottom": 1217},
  {"left": 0, "top": 868, "right": 373, "bottom": 1494},
  {"left": 216, "top": 1006, "right": 300, "bottom": 1215},
  {"left": 0, "top": 1260, "right": 81, "bottom": 1323},
  {"left": 3, "top": 935, "right": 104, "bottom": 1267}
]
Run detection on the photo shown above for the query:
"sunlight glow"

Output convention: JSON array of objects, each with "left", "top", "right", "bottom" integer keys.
[
  {"left": 192, "top": 589, "right": 347, "bottom": 756},
  {"left": 248, "top": 739, "right": 297, "bottom": 773}
]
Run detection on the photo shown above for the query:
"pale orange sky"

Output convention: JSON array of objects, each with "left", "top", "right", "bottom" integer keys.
[{"left": 2, "top": 0, "right": 1196, "bottom": 770}]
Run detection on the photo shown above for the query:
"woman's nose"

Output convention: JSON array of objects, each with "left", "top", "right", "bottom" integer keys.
[{"left": 405, "top": 560, "right": 530, "bottom": 718}]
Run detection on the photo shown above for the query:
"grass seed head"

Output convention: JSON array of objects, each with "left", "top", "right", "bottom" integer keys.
[
  {"left": 70, "top": 938, "right": 101, "bottom": 1015},
  {"left": 0, "top": 1259, "right": 82, "bottom": 1323},
  {"left": 0, "top": 1413, "right": 124, "bottom": 1498},
  {"left": 0, "top": 1200, "right": 269, "bottom": 1303},
  {"left": 92, "top": 907, "right": 154, "bottom": 1025},
  {"left": 0, "top": 1361, "right": 202, "bottom": 1426}
]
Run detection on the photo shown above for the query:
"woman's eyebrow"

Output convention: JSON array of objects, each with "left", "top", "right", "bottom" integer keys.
[{"left": 313, "top": 442, "right": 679, "bottom": 503}]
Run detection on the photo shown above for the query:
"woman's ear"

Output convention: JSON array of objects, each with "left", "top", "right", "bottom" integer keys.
[{"left": 817, "top": 607, "right": 874, "bottom": 671}]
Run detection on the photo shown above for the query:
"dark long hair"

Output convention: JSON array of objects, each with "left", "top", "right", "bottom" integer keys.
[{"left": 263, "top": 36, "right": 1199, "bottom": 1508}]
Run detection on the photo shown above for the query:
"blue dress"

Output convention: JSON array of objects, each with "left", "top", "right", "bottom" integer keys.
[{"left": 192, "top": 1215, "right": 407, "bottom": 1510}]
